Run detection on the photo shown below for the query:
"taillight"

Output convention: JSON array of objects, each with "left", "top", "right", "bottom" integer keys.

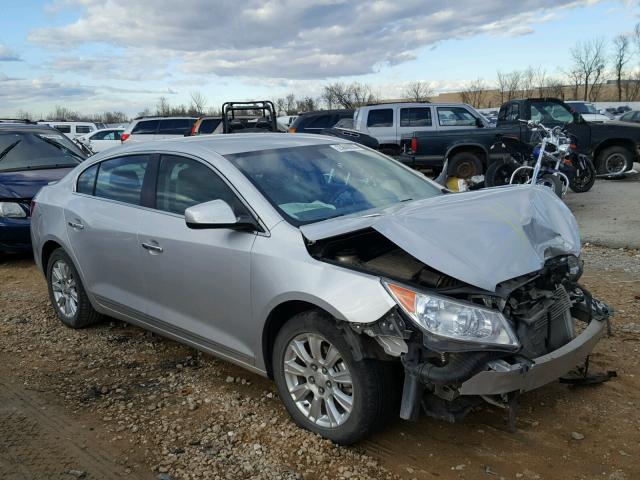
[
  {"left": 30, "top": 200, "right": 36, "bottom": 216},
  {"left": 288, "top": 127, "right": 296, "bottom": 133},
  {"left": 411, "top": 137, "right": 417, "bottom": 154},
  {"left": 570, "top": 143, "right": 577, "bottom": 150},
  {"left": 121, "top": 133, "right": 130, "bottom": 142},
  {"left": 191, "top": 123, "right": 198, "bottom": 136}
]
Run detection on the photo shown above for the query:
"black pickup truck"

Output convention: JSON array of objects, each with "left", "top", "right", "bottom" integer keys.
[{"left": 401, "top": 97, "right": 640, "bottom": 177}]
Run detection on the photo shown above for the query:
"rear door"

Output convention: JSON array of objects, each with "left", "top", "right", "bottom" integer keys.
[
  {"left": 136, "top": 154, "right": 257, "bottom": 362},
  {"left": 365, "top": 107, "right": 395, "bottom": 145},
  {"left": 397, "top": 106, "right": 434, "bottom": 142},
  {"left": 65, "top": 155, "right": 152, "bottom": 316},
  {"left": 130, "top": 119, "right": 160, "bottom": 142},
  {"left": 156, "top": 119, "right": 195, "bottom": 139}
]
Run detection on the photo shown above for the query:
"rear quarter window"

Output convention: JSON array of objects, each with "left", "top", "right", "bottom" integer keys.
[
  {"left": 158, "top": 119, "right": 194, "bottom": 135},
  {"left": 131, "top": 120, "right": 159, "bottom": 135},
  {"left": 198, "top": 118, "right": 222, "bottom": 134},
  {"left": 76, "top": 164, "right": 99, "bottom": 194},
  {"left": 76, "top": 125, "right": 93, "bottom": 134},
  {"left": 367, "top": 109, "right": 393, "bottom": 128}
]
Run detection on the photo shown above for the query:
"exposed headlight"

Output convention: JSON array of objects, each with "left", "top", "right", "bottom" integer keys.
[
  {"left": 567, "top": 254, "right": 582, "bottom": 277},
  {"left": 383, "top": 281, "right": 519, "bottom": 350},
  {"left": 0, "top": 202, "right": 27, "bottom": 218}
]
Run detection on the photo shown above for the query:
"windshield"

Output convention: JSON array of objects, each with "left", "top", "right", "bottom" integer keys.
[
  {"left": 226, "top": 144, "right": 443, "bottom": 225},
  {"left": 0, "top": 131, "right": 85, "bottom": 172}
]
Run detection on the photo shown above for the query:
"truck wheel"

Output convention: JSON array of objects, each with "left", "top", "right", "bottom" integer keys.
[
  {"left": 447, "top": 152, "right": 483, "bottom": 179},
  {"left": 484, "top": 159, "right": 518, "bottom": 187},
  {"left": 596, "top": 146, "right": 632, "bottom": 175},
  {"left": 272, "top": 310, "right": 396, "bottom": 445}
]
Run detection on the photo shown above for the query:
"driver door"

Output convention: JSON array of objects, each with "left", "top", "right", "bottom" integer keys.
[{"left": 137, "top": 154, "right": 258, "bottom": 363}]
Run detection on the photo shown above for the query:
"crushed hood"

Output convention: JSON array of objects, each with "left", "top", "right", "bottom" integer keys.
[{"left": 301, "top": 186, "right": 580, "bottom": 292}]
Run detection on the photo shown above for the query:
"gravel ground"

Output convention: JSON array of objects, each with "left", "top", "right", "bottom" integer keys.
[{"left": 0, "top": 245, "right": 639, "bottom": 480}]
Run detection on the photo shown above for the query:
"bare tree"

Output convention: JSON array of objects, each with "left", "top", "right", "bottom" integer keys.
[
  {"left": 155, "top": 97, "right": 169, "bottom": 116},
  {"left": 505, "top": 71, "right": 522, "bottom": 101},
  {"left": 540, "top": 77, "right": 565, "bottom": 99},
  {"left": 275, "top": 97, "right": 287, "bottom": 115},
  {"left": 612, "top": 34, "right": 630, "bottom": 101},
  {"left": 459, "top": 78, "right": 488, "bottom": 108},
  {"left": 520, "top": 67, "right": 536, "bottom": 98},
  {"left": 570, "top": 38, "right": 607, "bottom": 101},
  {"left": 403, "top": 80, "right": 433, "bottom": 102},
  {"left": 566, "top": 68, "right": 583, "bottom": 100},
  {"left": 496, "top": 71, "right": 508, "bottom": 104},
  {"left": 46, "top": 106, "right": 80, "bottom": 121},
  {"left": 189, "top": 91, "right": 207, "bottom": 115},
  {"left": 321, "top": 82, "right": 376, "bottom": 109},
  {"left": 625, "top": 69, "right": 640, "bottom": 101},
  {"left": 14, "top": 109, "right": 35, "bottom": 121},
  {"left": 533, "top": 68, "right": 547, "bottom": 96}
]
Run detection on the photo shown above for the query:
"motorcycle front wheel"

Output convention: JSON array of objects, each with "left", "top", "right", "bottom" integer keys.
[
  {"left": 538, "top": 173, "right": 564, "bottom": 197},
  {"left": 569, "top": 157, "right": 596, "bottom": 193},
  {"left": 484, "top": 159, "right": 518, "bottom": 187}
]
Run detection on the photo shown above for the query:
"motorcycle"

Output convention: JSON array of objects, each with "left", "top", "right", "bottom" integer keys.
[{"left": 485, "top": 121, "right": 596, "bottom": 196}]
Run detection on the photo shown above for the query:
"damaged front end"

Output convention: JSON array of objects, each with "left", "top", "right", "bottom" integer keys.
[{"left": 307, "top": 228, "right": 612, "bottom": 428}]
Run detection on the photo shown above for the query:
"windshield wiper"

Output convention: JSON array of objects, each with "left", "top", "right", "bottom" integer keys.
[
  {"left": 0, "top": 140, "right": 21, "bottom": 163},
  {"left": 35, "top": 135, "right": 84, "bottom": 161}
]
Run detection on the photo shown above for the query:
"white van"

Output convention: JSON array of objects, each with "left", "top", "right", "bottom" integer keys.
[
  {"left": 37, "top": 121, "right": 98, "bottom": 139},
  {"left": 353, "top": 103, "right": 489, "bottom": 154}
]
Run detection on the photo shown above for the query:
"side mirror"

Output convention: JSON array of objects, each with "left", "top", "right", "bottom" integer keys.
[
  {"left": 185, "top": 199, "right": 257, "bottom": 231},
  {"left": 475, "top": 117, "right": 484, "bottom": 128}
]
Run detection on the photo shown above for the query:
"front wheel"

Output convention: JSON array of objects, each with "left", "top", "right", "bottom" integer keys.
[
  {"left": 569, "top": 156, "right": 596, "bottom": 193},
  {"left": 538, "top": 173, "right": 564, "bottom": 197},
  {"left": 272, "top": 311, "right": 396, "bottom": 444}
]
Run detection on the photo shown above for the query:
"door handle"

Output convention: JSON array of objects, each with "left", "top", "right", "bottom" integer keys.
[
  {"left": 68, "top": 221, "right": 84, "bottom": 230},
  {"left": 141, "top": 242, "right": 163, "bottom": 253}
]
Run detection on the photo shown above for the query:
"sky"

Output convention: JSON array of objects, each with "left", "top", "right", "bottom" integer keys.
[{"left": 0, "top": 0, "right": 639, "bottom": 118}]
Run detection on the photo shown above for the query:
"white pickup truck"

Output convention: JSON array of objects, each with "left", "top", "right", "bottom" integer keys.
[{"left": 352, "top": 102, "right": 490, "bottom": 155}]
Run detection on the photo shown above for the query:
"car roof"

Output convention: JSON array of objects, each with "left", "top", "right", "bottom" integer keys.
[
  {"left": 299, "top": 109, "right": 353, "bottom": 117},
  {"left": 96, "top": 133, "right": 350, "bottom": 158},
  {"left": 0, "top": 123, "right": 67, "bottom": 134}
]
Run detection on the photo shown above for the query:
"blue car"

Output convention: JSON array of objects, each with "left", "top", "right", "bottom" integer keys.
[{"left": 0, "top": 123, "right": 86, "bottom": 252}]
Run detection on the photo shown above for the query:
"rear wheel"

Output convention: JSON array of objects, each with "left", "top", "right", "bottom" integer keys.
[
  {"left": 272, "top": 311, "right": 396, "bottom": 445},
  {"left": 46, "top": 248, "right": 102, "bottom": 328},
  {"left": 447, "top": 152, "right": 483, "bottom": 179},
  {"left": 596, "top": 146, "right": 632, "bottom": 175}
]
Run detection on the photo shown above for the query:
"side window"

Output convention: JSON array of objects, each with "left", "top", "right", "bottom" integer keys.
[
  {"left": 198, "top": 118, "right": 222, "bottom": 134},
  {"left": 54, "top": 125, "right": 71, "bottom": 133},
  {"left": 91, "top": 131, "right": 107, "bottom": 140},
  {"left": 94, "top": 156, "right": 150, "bottom": 205},
  {"left": 437, "top": 107, "right": 477, "bottom": 126},
  {"left": 306, "top": 115, "right": 337, "bottom": 129},
  {"left": 113, "top": 130, "right": 122, "bottom": 140},
  {"left": 400, "top": 108, "right": 432, "bottom": 127},
  {"left": 76, "top": 126, "right": 92, "bottom": 134},
  {"left": 131, "top": 120, "right": 159, "bottom": 135},
  {"left": 158, "top": 119, "right": 194, "bottom": 135},
  {"left": 367, "top": 109, "right": 393, "bottom": 127},
  {"left": 101, "top": 131, "right": 116, "bottom": 140},
  {"left": 76, "top": 164, "right": 99, "bottom": 195},
  {"left": 155, "top": 155, "right": 244, "bottom": 215}
]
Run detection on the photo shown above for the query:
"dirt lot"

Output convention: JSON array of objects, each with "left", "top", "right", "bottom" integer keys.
[{"left": 1, "top": 245, "right": 639, "bottom": 480}]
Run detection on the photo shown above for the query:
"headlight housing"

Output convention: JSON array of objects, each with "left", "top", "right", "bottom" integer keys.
[
  {"left": 0, "top": 202, "right": 27, "bottom": 218},
  {"left": 383, "top": 281, "right": 519, "bottom": 351}
]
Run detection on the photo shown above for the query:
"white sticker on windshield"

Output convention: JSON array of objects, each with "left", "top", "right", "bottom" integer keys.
[{"left": 330, "top": 143, "right": 363, "bottom": 152}]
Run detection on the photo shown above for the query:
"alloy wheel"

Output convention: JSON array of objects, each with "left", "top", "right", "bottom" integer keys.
[
  {"left": 605, "top": 153, "right": 627, "bottom": 175},
  {"left": 50, "top": 260, "right": 78, "bottom": 319},
  {"left": 283, "top": 333, "right": 354, "bottom": 428}
]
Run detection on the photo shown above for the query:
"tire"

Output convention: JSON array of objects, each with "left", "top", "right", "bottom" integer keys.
[
  {"left": 272, "top": 310, "right": 396, "bottom": 445},
  {"left": 596, "top": 146, "right": 633, "bottom": 175},
  {"left": 569, "top": 156, "right": 596, "bottom": 193},
  {"left": 46, "top": 248, "right": 102, "bottom": 329},
  {"left": 537, "top": 173, "right": 563, "bottom": 197},
  {"left": 484, "top": 159, "right": 518, "bottom": 187},
  {"left": 447, "top": 152, "right": 483, "bottom": 179}
]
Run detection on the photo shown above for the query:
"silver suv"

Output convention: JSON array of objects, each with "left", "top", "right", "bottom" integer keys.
[
  {"left": 121, "top": 116, "right": 197, "bottom": 143},
  {"left": 31, "top": 134, "right": 610, "bottom": 444}
]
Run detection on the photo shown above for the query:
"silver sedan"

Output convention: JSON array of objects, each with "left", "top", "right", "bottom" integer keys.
[{"left": 31, "top": 134, "right": 610, "bottom": 444}]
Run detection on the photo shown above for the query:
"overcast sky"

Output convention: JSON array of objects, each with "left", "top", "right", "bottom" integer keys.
[{"left": 0, "top": 0, "right": 638, "bottom": 117}]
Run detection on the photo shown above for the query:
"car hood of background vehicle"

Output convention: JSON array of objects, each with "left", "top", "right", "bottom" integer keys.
[
  {"left": 300, "top": 186, "right": 581, "bottom": 292},
  {"left": 0, "top": 167, "right": 74, "bottom": 199}
]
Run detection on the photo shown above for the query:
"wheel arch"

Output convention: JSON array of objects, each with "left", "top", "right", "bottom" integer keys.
[
  {"left": 261, "top": 300, "right": 336, "bottom": 378},
  {"left": 445, "top": 143, "right": 489, "bottom": 165},
  {"left": 593, "top": 138, "right": 635, "bottom": 159},
  {"left": 41, "top": 238, "right": 64, "bottom": 272}
]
